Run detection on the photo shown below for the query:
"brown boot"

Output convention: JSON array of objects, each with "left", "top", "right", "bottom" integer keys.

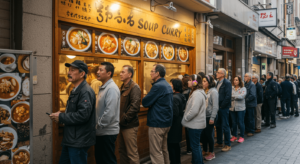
[
  {"left": 214, "top": 143, "right": 223, "bottom": 148},
  {"left": 255, "top": 129, "right": 261, "bottom": 133},
  {"left": 247, "top": 133, "right": 254, "bottom": 137},
  {"left": 221, "top": 145, "right": 231, "bottom": 152}
]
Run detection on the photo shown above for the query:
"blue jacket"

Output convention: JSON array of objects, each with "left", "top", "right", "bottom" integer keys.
[
  {"left": 244, "top": 81, "right": 257, "bottom": 108},
  {"left": 264, "top": 79, "right": 278, "bottom": 100},
  {"left": 255, "top": 82, "right": 263, "bottom": 104},
  {"left": 142, "top": 78, "right": 173, "bottom": 127},
  {"left": 217, "top": 78, "right": 232, "bottom": 109},
  {"left": 280, "top": 80, "right": 293, "bottom": 99}
]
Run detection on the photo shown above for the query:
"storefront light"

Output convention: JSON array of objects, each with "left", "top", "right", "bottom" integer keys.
[
  {"left": 173, "top": 23, "right": 180, "bottom": 28},
  {"left": 110, "top": 3, "right": 120, "bottom": 11},
  {"left": 66, "top": 55, "right": 76, "bottom": 59}
]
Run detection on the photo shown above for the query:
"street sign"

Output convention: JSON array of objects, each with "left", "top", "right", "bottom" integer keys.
[
  {"left": 257, "top": 8, "right": 277, "bottom": 27},
  {"left": 287, "top": 3, "right": 293, "bottom": 15}
]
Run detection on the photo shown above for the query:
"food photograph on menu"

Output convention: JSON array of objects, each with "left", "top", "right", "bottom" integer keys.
[
  {"left": 121, "top": 36, "right": 141, "bottom": 57},
  {"left": 95, "top": 31, "right": 118, "bottom": 55},
  {"left": 0, "top": 53, "right": 31, "bottom": 164},
  {"left": 162, "top": 43, "right": 175, "bottom": 61},
  {"left": 177, "top": 46, "right": 189, "bottom": 62},
  {"left": 144, "top": 40, "right": 159, "bottom": 59},
  {"left": 61, "top": 25, "right": 92, "bottom": 52}
]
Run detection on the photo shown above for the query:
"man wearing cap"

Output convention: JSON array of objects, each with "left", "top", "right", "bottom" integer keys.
[
  {"left": 95, "top": 62, "right": 120, "bottom": 164},
  {"left": 50, "top": 60, "right": 96, "bottom": 164}
]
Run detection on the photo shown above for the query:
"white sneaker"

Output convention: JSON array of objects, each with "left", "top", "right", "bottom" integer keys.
[
  {"left": 279, "top": 114, "right": 283, "bottom": 117},
  {"left": 261, "top": 120, "right": 265, "bottom": 124},
  {"left": 280, "top": 116, "right": 286, "bottom": 119}
]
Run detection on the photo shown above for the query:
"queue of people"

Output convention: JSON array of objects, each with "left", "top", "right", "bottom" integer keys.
[{"left": 49, "top": 60, "right": 300, "bottom": 164}]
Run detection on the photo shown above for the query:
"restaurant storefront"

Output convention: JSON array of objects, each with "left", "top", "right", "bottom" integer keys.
[{"left": 53, "top": 0, "right": 198, "bottom": 163}]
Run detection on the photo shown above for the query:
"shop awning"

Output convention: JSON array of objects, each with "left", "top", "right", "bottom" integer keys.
[
  {"left": 259, "top": 28, "right": 281, "bottom": 42},
  {"left": 172, "top": 0, "right": 215, "bottom": 13}
]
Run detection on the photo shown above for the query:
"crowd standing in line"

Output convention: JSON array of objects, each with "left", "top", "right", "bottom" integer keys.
[{"left": 49, "top": 60, "right": 300, "bottom": 164}]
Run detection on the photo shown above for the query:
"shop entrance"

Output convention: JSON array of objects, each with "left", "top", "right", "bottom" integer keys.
[{"left": 213, "top": 50, "right": 234, "bottom": 82}]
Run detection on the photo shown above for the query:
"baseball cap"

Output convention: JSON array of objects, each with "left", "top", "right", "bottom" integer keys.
[{"left": 65, "top": 60, "right": 88, "bottom": 74}]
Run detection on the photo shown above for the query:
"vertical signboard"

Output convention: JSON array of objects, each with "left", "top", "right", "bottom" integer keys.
[
  {"left": 287, "top": 27, "right": 297, "bottom": 40},
  {"left": 0, "top": 50, "right": 32, "bottom": 164}
]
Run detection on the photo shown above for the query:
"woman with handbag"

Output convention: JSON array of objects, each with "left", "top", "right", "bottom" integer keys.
[
  {"left": 230, "top": 76, "right": 247, "bottom": 143},
  {"left": 201, "top": 75, "right": 218, "bottom": 161}
]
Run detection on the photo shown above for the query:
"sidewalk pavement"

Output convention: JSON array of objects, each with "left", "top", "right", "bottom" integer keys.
[{"left": 142, "top": 114, "right": 300, "bottom": 164}]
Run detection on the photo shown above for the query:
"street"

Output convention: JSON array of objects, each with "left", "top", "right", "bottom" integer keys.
[{"left": 179, "top": 116, "right": 300, "bottom": 164}]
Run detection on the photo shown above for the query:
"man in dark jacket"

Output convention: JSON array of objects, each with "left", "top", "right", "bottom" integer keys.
[
  {"left": 264, "top": 72, "right": 279, "bottom": 128},
  {"left": 214, "top": 68, "right": 232, "bottom": 152},
  {"left": 290, "top": 76, "right": 299, "bottom": 117},
  {"left": 50, "top": 60, "right": 96, "bottom": 164},
  {"left": 252, "top": 74, "right": 263, "bottom": 133},
  {"left": 119, "top": 65, "right": 141, "bottom": 164},
  {"left": 142, "top": 64, "right": 173, "bottom": 164},
  {"left": 280, "top": 75, "right": 293, "bottom": 119},
  {"left": 244, "top": 73, "right": 257, "bottom": 136}
]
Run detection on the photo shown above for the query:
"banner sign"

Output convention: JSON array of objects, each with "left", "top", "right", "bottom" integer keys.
[
  {"left": 282, "top": 46, "right": 299, "bottom": 58},
  {"left": 257, "top": 8, "right": 277, "bottom": 27},
  {"left": 287, "top": 3, "right": 293, "bottom": 15}
]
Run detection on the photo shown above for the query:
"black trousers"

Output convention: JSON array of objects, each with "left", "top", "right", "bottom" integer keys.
[
  {"left": 168, "top": 142, "right": 181, "bottom": 164},
  {"left": 95, "top": 135, "right": 118, "bottom": 164},
  {"left": 185, "top": 128, "right": 191, "bottom": 152},
  {"left": 290, "top": 98, "right": 299, "bottom": 115},
  {"left": 264, "top": 98, "right": 276, "bottom": 125},
  {"left": 200, "top": 117, "right": 215, "bottom": 153},
  {"left": 261, "top": 103, "right": 265, "bottom": 121}
]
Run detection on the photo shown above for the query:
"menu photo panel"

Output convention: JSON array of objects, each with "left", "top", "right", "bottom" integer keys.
[
  {"left": 121, "top": 36, "right": 141, "bottom": 57},
  {"left": 177, "top": 46, "right": 189, "bottom": 62},
  {"left": 0, "top": 53, "right": 31, "bottom": 164},
  {"left": 143, "top": 40, "right": 159, "bottom": 59},
  {"left": 61, "top": 24, "right": 92, "bottom": 53},
  {"left": 161, "top": 43, "right": 175, "bottom": 61},
  {"left": 95, "top": 31, "right": 119, "bottom": 55}
]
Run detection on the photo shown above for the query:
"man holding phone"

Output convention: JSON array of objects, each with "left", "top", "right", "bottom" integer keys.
[{"left": 50, "top": 60, "right": 96, "bottom": 164}]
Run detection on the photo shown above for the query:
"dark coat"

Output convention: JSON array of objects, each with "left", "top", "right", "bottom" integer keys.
[
  {"left": 255, "top": 82, "right": 263, "bottom": 104},
  {"left": 280, "top": 80, "right": 293, "bottom": 99},
  {"left": 119, "top": 80, "right": 141, "bottom": 129},
  {"left": 245, "top": 81, "right": 257, "bottom": 108},
  {"left": 168, "top": 93, "right": 186, "bottom": 143},
  {"left": 297, "top": 79, "right": 300, "bottom": 97},
  {"left": 276, "top": 82, "right": 282, "bottom": 98},
  {"left": 292, "top": 81, "right": 298, "bottom": 101},
  {"left": 182, "top": 88, "right": 191, "bottom": 104},
  {"left": 264, "top": 79, "right": 278, "bottom": 100},
  {"left": 59, "top": 80, "right": 96, "bottom": 148},
  {"left": 217, "top": 79, "right": 232, "bottom": 109},
  {"left": 142, "top": 77, "right": 173, "bottom": 127}
]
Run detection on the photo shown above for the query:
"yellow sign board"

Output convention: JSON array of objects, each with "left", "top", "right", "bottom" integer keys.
[{"left": 58, "top": 0, "right": 196, "bottom": 47}]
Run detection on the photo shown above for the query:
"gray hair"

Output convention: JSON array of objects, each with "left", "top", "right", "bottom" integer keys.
[
  {"left": 278, "top": 78, "right": 283, "bottom": 82},
  {"left": 79, "top": 68, "right": 87, "bottom": 79},
  {"left": 245, "top": 72, "right": 252, "bottom": 79},
  {"left": 218, "top": 68, "right": 226, "bottom": 77},
  {"left": 253, "top": 73, "right": 260, "bottom": 81},
  {"left": 293, "top": 74, "right": 297, "bottom": 78}
]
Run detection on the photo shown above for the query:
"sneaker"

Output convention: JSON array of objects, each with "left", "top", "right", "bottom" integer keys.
[
  {"left": 202, "top": 151, "right": 207, "bottom": 156},
  {"left": 270, "top": 124, "right": 276, "bottom": 128},
  {"left": 247, "top": 133, "right": 254, "bottom": 137},
  {"left": 295, "top": 115, "right": 299, "bottom": 117},
  {"left": 205, "top": 152, "right": 215, "bottom": 160},
  {"left": 255, "top": 129, "right": 261, "bottom": 133},
  {"left": 230, "top": 136, "right": 237, "bottom": 142},
  {"left": 280, "top": 116, "right": 286, "bottom": 119},
  {"left": 286, "top": 116, "right": 290, "bottom": 119},
  {"left": 186, "top": 151, "right": 192, "bottom": 155},
  {"left": 279, "top": 113, "right": 283, "bottom": 117},
  {"left": 237, "top": 137, "right": 244, "bottom": 143},
  {"left": 221, "top": 145, "right": 231, "bottom": 152},
  {"left": 214, "top": 143, "right": 223, "bottom": 148},
  {"left": 261, "top": 120, "right": 265, "bottom": 124}
]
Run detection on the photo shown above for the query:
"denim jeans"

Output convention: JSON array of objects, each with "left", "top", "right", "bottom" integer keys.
[
  {"left": 281, "top": 98, "right": 291, "bottom": 117},
  {"left": 59, "top": 145, "right": 90, "bottom": 164},
  {"left": 245, "top": 107, "right": 255, "bottom": 133},
  {"left": 188, "top": 128, "right": 204, "bottom": 164},
  {"left": 216, "top": 108, "right": 231, "bottom": 146},
  {"left": 290, "top": 97, "right": 299, "bottom": 115},
  {"left": 230, "top": 110, "right": 245, "bottom": 138}
]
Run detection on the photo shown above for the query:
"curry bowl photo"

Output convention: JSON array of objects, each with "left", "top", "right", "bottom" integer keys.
[
  {"left": 178, "top": 47, "right": 189, "bottom": 62},
  {"left": 145, "top": 41, "right": 158, "bottom": 59},
  {"left": 0, "top": 105, "right": 11, "bottom": 126},
  {"left": 162, "top": 44, "right": 175, "bottom": 60},
  {"left": 66, "top": 27, "right": 92, "bottom": 52},
  {"left": 0, "top": 127, "right": 18, "bottom": 152},
  {"left": 11, "top": 101, "right": 30, "bottom": 124},
  {"left": 12, "top": 148, "right": 30, "bottom": 164},
  {"left": 0, "top": 54, "right": 17, "bottom": 73},
  {"left": 123, "top": 37, "right": 140, "bottom": 56},
  {"left": 98, "top": 33, "right": 118, "bottom": 55},
  {"left": 0, "top": 74, "right": 21, "bottom": 101}
]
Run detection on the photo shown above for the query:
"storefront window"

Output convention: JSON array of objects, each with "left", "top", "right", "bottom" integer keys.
[
  {"left": 143, "top": 62, "right": 188, "bottom": 96},
  {"left": 213, "top": 35, "right": 223, "bottom": 45},
  {"left": 58, "top": 55, "right": 137, "bottom": 111}
]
